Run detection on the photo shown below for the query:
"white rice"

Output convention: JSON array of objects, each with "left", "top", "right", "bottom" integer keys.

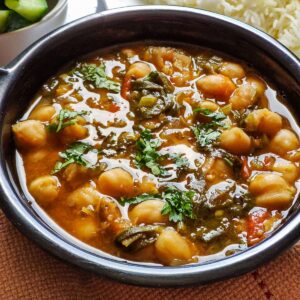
[{"left": 146, "top": 0, "right": 300, "bottom": 57}]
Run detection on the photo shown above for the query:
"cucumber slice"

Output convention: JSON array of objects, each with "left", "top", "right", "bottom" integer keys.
[
  {"left": 0, "top": 1, "right": 6, "bottom": 10},
  {"left": 0, "top": 10, "right": 10, "bottom": 33},
  {"left": 6, "top": 11, "right": 32, "bottom": 32},
  {"left": 5, "top": 0, "right": 48, "bottom": 22}
]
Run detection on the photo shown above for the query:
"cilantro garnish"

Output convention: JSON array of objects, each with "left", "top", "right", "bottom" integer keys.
[
  {"left": 120, "top": 193, "right": 160, "bottom": 206},
  {"left": 47, "top": 109, "right": 89, "bottom": 133},
  {"left": 169, "top": 153, "right": 189, "bottom": 169},
  {"left": 193, "top": 108, "right": 227, "bottom": 149},
  {"left": 135, "top": 129, "right": 167, "bottom": 176},
  {"left": 135, "top": 130, "right": 189, "bottom": 176},
  {"left": 51, "top": 142, "right": 92, "bottom": 174},
  {"left": 161, "top": 187, "right": 195, "bottom": 222},
  {"left": 77, "top": 63, "right": 120, "bottom": 93},
  {"left": 193, "top": 107, "right": 226, "bottom": 121},
  {"left": 121, "top": 186, "right": 195, "bottom": 223}
]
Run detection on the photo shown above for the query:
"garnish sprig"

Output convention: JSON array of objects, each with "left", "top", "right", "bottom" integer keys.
[
  {"left": 47, "top": 109, "right": 89, "bottom": 133},
  {"left": 52, "top": 142, "right": 93, "bottom": 174},
  {"left": 76, "top": 63, "right": 120, "bottom": 93},
  {"left": 121, "top": 186, "right": 195, "bottom": 223}
]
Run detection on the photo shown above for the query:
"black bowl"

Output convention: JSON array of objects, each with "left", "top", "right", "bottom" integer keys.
[{"left": 0, "top": 6, "right": 300, "bottom": 287}]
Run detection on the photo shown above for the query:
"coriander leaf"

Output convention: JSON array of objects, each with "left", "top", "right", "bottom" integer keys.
[
  {"left": 161, "top": 187, "right": 195, "bottom": 222},
  {"left": 120, "top": 186, "right": 195, "bottom": 223},
  {"left": 47, "top": 109, "right": 89, "bottom": 133},
  {"left": 192, "top": 108, "right": 227, "bottom": 149},
  {"left": 135, "top": 129, "right": 167, "bottom": 177},
  {"left": 77, "top": 63, "right": 120, "bottom": 93},
  {"left": 168, "top": 153, "right": 189, "bottom": 169},
  {"left": 120, "top": 193, "right": 160, "bottom": 206},
  {"left": 193, "top": 107, "right": 226, "bottom": 121},
  {"left": 193, "top": 126, "right": 221, "bottom": 148},
  {"left": 52, "top": 142, "right": 92, "bottom": 174}
]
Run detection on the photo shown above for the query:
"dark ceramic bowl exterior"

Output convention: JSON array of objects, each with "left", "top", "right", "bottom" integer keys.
[{"left": 0, "top": 6, "right": 300, "bottom": 287}]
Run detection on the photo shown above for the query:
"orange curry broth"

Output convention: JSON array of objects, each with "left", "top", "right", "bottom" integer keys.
[{"left": 13, "top": 45, "right": 300, "bottom": 266}]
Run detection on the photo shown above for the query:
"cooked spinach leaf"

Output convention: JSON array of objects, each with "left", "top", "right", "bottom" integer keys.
[
  {"left": 196, "top": 54, "right": 223, "bottom": 74},
  {"left": 47, "top": 109, "right": 88, "bottom": 133},
  {"left": 210, "top": 148, "right": 242, "bottom": 177},
  {"left": 52, "top": 142, "right": 92, "bottom": 174},
  {"left": 116, "top": 225, "right": 160, "bottom": 252},
  {"left": 132, "top": 71, "right": 176, "bottom": 119},
  {"left": 77, "top": 63, "right": 120, "bottom": 93},
  {"left": 145, "top": 71, "right": 175, "bottom": 93}
]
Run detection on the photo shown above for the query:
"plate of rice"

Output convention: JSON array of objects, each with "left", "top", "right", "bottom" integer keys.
[{"left": 116, "top": 0, "right": 300, "bottom": 58}]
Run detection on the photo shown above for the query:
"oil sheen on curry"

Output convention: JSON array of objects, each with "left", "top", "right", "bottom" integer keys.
[{"left": 12, "top": 45, "right": 300, "bottom": 266}]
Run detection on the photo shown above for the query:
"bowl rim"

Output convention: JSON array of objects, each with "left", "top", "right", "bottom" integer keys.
[
  {"left": 0, "top": 0, "right": 68, "bottom": 37},
  {"left": 1, "top": 5, "right": 300, "bottom": 287}
]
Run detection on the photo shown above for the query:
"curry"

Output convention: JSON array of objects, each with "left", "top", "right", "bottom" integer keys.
[{"left": 12, "top": 45, "right": 300, "bottom": 266}]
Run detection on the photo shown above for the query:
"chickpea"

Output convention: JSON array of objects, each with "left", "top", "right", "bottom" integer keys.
[
  {"left": 245, "top": 109, "right": 282, "bottom": 136},
  {"left": 29, "top": 105, "right": 56, "bottom": 122},
  {"left": 173, "top": 52, "right": 191, "bottom": 69},
  {"left": 219, "top": 127, "right": 251, "bottom": 155},
  {"left": 229, "top": 83, "right": 257, "bottom": 110},
  {"left": 171, "top": 73, "right": 191, "bottom": 87},
  {"left": 63, "top": 163, "right": 89, "bottom": 182},
  {"left": 29, "top": 175, "right": 60, "bottom": 206},
  {"left": 247, "top": 76, "right": 266, "bottom": 98},
  {"left": 129, "top": 200, "right": 168, "bottom": 225},
  {"left": 270, "top": 129, "right": 300, "bottom": 156},
  {"left": 206, "top": 158, "right": 233, "bottom": 184},
  {"left": 272, "top": 161, "right": 299, "bottom": 183},
  {"left": 72, "top": 217, "right": 98, "bottom": 240},
  {"left": 219, "top": 62, "right": 245, "bottom": 79},
  {"left": 97, "top": 168, "right": 134, "bottom": 198},
  {"left": 98, "top": 197, "right": 126, "bottom": 236},
  {"left": 67, "top": 186, "right": 101, "bottom": 209},
  {"left": 12, "top": 120, "right": 47, "bottom": 148},
  {"left": 196, "top": 74, "right": 236, "bottom": 100},
  {"left": 126, "top": 62, "right": 151, "bottom": 79},
  {"left": 138, "top": 176, "right": 158, "bottom": 194},
  {"left": 143, "top": 47, "right": 173, "bottom": 71},
  {"left": 197, "top": 100, "right": 219, "bottom": 112},
  {"left": 121, "top": 48, "right": 136, "bottom": 58},
  {"left": 56, "top": 84, "right": 72, "bottom": 97},
  {"left": 155, "top": 229, "right": 196, "bottom": 265},
  {"left": 25, "top": 149, "right": 49, "bottom": 163},
  {"left": 59, "top": 116, "right": 88, "bottom": 144},
  {"left": 98, "top": 197, "right": 122, "bottom": 221},
  {"left": 249, "top": 173, "right": 295, "bottom": 209}
]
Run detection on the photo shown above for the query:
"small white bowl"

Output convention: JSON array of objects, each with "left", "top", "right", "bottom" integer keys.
[{"left": 0, "top": 0, "right": 68, "bottom": 66}]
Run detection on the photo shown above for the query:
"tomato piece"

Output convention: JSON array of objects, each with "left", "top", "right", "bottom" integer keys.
[
  {"left": 108, "top": 103, "right": 120, "bottom": 113},
  {"left": 247, "top": 209, "right": 271, "bottom": 246},
  {"left": 121, "top": 76, "right": 132, "bottom": 100},
  {"left": 241, "top": 156, "right": 251, "bottom": 179}
]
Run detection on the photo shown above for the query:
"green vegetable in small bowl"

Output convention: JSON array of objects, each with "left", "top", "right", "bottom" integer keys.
[{"left": 0, "top": 0, "right": 48, "bottom": 33}]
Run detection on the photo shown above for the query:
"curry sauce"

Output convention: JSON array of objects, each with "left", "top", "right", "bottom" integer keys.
[{"left": 13, "top": 45, "right": 300, "bottom": 266}]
